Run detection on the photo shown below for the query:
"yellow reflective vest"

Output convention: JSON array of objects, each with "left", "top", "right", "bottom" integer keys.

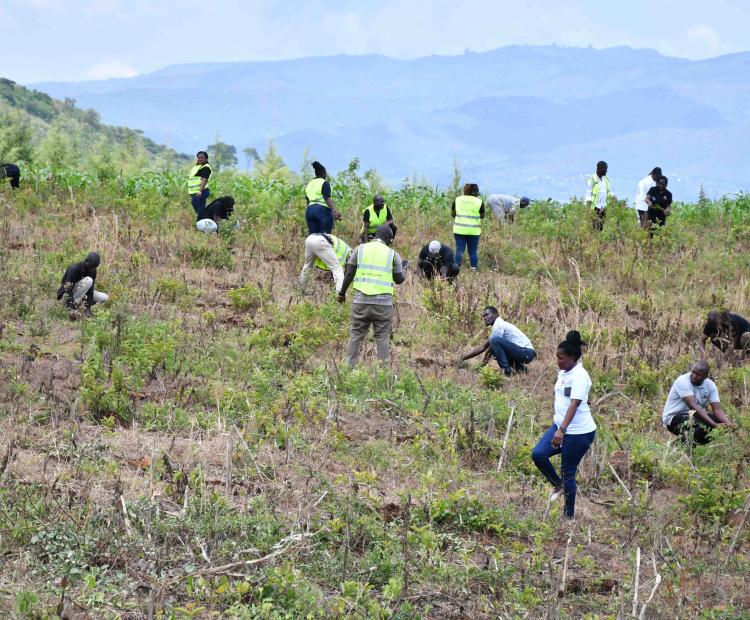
[
  {"left": 353, "top": 240, "right": 395, "bottom": 296},
  {"left": 589, "top": 174, "right": 611, "bottom": 209},
  {"left": 453, "top": 195, "right": 483, "bottom": 236},
  {"left": 314, "top": 235, "right": 352, "bottom": 271},
  {"left": 363, "top": 204, "right": 389, "bottom": 234},
  {"left": 188, "top": 164, "right": 211, "bottom": 195},
  {"left": 306, "top": 178, "right": 327, "bottom": 204}
]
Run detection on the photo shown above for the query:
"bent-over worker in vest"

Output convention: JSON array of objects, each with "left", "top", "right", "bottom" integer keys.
[
  {"left": 56, "top": 252, "right": 108, "bottom": 315},
  {"left": 361, "top": 195, "right": 394, "bottom": 242},
  {"left": 452, "top": 183, "right": 485, "bottom": 271},
  {"left": 188, "top": 151, "right": 212, "bottom": 219},
  {"left": 300, "top": 233, "right": 352, "bottom": 294},
  {"left": 337, "top": 224, "right": 406, "bottom": 366},
  {"left": 586, "top": 160, "right": 612, "bottom": 231}
]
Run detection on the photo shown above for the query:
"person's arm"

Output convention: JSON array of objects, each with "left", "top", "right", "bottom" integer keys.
[
  {"left": 479, "top": 202, "right": 485, "bottom": 219},
  {"left": 440, "top": 264, "right": 449, "bottom": 277},
  {"left": 682, "top": 395, "right": 720, "bottom": 428},
  {"left": 708, "top": 401, "right": 732, "bottom": 426},
  {"left": 665, "top": 191, "right": 673, "bottom": 215},
  {"left": 451, "top": 199, "right": 456, "bottom": 218},
  {"left": 322, "top": 181, "right": 341, "bottom": 221},
  {"left": 645, "top": 189, "right": 654, "bottom": 208},
  {"left": 459, "top": 338, "right": 491, "bottom": 362},
  {"left": 551, "top": 400, "right": 582, "bottom": 448},
  {"left": 392, "top": 253, "right": 405, "bottom": 285},
  {"left": 336, "top": 263, "right": 357, "bottom": 302},
  {"left": 361, "top": 210, "right": 370, "bottom": 242},
  {"left": 198, "top": 177, "right": 207, "bottom": 195},
  {"left": 385, "top": 207, "right": 393, "bottom": 224}
]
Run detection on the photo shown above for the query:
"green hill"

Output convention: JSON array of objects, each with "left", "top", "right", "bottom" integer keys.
[{"left": 0, "top": 77, "right": 189, "bottom": 172}]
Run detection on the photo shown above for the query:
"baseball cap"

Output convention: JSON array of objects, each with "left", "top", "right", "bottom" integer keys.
[{"left": 428, "top": 240, "right": 441, "bottom": 254}]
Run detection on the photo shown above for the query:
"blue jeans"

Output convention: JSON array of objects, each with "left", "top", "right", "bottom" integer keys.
[
  {"left": 191, "top": 188, "right": 211, "bottom": 219},
  {"left": 489, "top": 336, "right": 536, "bottom": 372},
  {"left": 532, "top": 425, "right": 595, "bottom": 518},
  {"left": 454, "top": 234, "right": 479, "bottom": 268}
]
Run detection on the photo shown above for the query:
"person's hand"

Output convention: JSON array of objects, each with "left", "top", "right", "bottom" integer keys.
[
  {"left": 402, "top": 259, "right": 410, "bottom": 270},
  {"left": 336, "top": 293, "right": 345, "bottom": 304},
  {"left": 332, "top": 208, "right": 343, "bottom": 221},
  {"left": 551, "top": 428, "right": 565, "bottom": 449}
]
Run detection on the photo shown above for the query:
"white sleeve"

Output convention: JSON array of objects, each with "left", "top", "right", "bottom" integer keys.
[
  {"left": 570, "top": 371, "right": 591, "bottom": 402},
  {"left": 708, "top": 382, "right": 720, "bottom": 403},
  {"left": 674, "top": 376, "right": 694, "bottom": 399}
]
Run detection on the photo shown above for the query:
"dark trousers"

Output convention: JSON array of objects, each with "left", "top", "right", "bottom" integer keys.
[
  {"left": 191, "top": 188, "right": 211, "bottom": 219},
  {"left": 454, "top": 234, "right": 479, "bottom": 268},
  {"left": 532, "top": 425, "right": 596, "bottom": 518},
  {"left": 593, "top": 208, "right": 606, "bottom": 231},
  {"left": 489, "top": 335, "right": 536, "bottom": 372},
  {"left": 667, "top": 412, "right": 717, "bottom": 445},
  {"left": 647, "top": 207, "right": 667, "bottom": 227},
  {"left": 418, "top": 260, "right": 460, "bottom": 282}
]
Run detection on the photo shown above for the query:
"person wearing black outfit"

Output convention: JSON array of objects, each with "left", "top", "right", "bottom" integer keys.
[
  {"left": 700, "top": 310, "right": 750, "bottom": 357},
  {"left": 0, "top": 163, "right": 20, "bottom": 189},
  {"left": 645, "top": 176, "right": 672, "bottom": 228},
  {"left": 418, "top": 240, "right": 460, "bottom": 282},
  {"left": 201, "top": 196, "right": 235, "bottom": 222},
  {"left": 56, "top": 252, "right": 108, "bottom": 312}
]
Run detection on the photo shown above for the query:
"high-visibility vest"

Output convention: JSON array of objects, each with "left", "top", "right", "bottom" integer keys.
[
  {"left": 314, "top": 235, "right": 352, "bottom": 271},
  {"left": 589, "top": 175, "right": 611, "bottom": 209},
  {"left": 453, "top": 195, "right": 483, "bottom": 236},
  {"left": 306, "top": 178, "right": 327, "bottom": 204},
  {"left": 188, "top": 164, "right": 211, "bottom": 194},
  {"left": 363, "top": 204, "right": 388, "bottom": 234},
  {"left": 353, "top": 240, "right": 395, "bottom": 296}
]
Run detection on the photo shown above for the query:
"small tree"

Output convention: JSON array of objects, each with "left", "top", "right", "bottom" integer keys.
[
  {"left": 208, "top": 134, "right": 238, "bottom": 171},
  {"left": 0, "top": 111, "right": 35, "bottom": 163},
  {"left": 698, "top": 183, "right": 710, "bottom": 210},
  {"left": 252, "top": 138, "right": 295, "bottom": 182},
  {"left": 242, "top": 147, "right": 260, "bottom": 171}
]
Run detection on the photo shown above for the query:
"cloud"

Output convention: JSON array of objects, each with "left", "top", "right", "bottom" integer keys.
[
  {"left": 686, "top": 25, "right": 722, "bottom": 51},
  {"left": 85, "top": 60, "right": 139, "bottom": 80}
]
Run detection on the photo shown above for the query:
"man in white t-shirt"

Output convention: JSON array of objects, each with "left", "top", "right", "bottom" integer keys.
[
  {"left": 487, "top": 195, "right": 530, "bottom": 223},
  {"left": 662, "top": 361, "right": 733, "bottom": 444},
  {"left": 633, "top": 167, "right": 661, "bottom": 228},
  {"left": 458, "top": 306, "right": 536, "bottom": 376}
]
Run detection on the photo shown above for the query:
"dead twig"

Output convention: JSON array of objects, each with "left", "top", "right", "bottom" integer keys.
[{"left": 496, "top": 406, "right": 515, "bottom": 472}]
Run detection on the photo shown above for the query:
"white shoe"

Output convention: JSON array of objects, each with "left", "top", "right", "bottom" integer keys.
[{"left": 549, "top": 487, "right": 564, "bottom": 502}]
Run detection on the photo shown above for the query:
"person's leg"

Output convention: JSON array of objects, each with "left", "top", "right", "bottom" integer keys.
[
  {"left": 532, "top": 425, "right": 563, "bottom": 489},
  {"left": 666, "top": 412, "right": 691, "bottom": 442},
  {"left": 560, "top": 430, "right": 595, "bottom": 518},
  {"left": 314, "top": 236, "right": 345, "bottom": 293},
  {"left": 489, "top": 336, "right": 526, "bottom": 374},
  {"left": 418, "top": 259, "right": 435, "bottom": 279},
  {"left": 346, "top": 304, "right": 372, "bottom": 366},
  {"left": 467, "top": 235, "right": 479, "bottom": 269},
  {"left": 638, "top": 210, "right": 649, "bottom": 228},
  {"left": 512, "top": 348, "right": 536, "bottom": 372},
  {"left": 454, "top": 234, "right": 467, "bottom": 267},
  {"left": 72, "top": 277, "right": 94, "bottom": 305},
  {"left": 299, "top": 235, "right": 318, "bottom": 291},
  {"left": 693, "top": 415, "right": 718, "bottom": 445},
  {"left": 446, "top": 263, "right": 460, "bottom": 283},
  {"left": 370, "top": 304, "right": 394, "bottom": 363},
  {"left": 593, "top": 208, "right": 606, "bottom": 231},
  {"left": 92, "top": 291, "right": 109, "bottom": 304}
]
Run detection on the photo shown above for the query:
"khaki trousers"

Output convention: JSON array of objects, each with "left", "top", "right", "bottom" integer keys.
[
  {"left": 346, "top": 303, "right": 393, "bottom": 366},
  {"left": 299, "top": 234, "right": 344, "bottom": 293}
]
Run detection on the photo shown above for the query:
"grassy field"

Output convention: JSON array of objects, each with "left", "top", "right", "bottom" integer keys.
[{"left": 0, "top": 165, "right": 749, "bottom": 619}]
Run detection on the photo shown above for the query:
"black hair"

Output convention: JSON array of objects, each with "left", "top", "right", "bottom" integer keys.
[
  {"left": 463, "top": 182, "right": 480, "bottom": 197},
  {"left": 558, "top": 330, "right": 585, "bottom": 361},
  {"left": 196, "top": 151, "right": 208, "bottom": 160},
  {"left": 483, "top": 305, "right": 499, "bottom": 316},
  {"left": 596, "top": 160, "right": 608, "bottom": 170},
  {"left": 659, "top": 176, "right": 668, "bottom": 185},
  {"left": 311, "top": 161, "right": 327, "bottom": 178},
  {"left": 651, "top": 166, "right": 662, "bottom": 175}
]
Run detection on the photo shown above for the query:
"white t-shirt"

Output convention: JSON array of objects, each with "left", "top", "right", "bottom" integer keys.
[
  {"left": 662, "top": 373, "right": 720, "bottom": 425},
  {"left": 586, "top": 175, "right": 608, "bottom": 209},
  {"left": 553, "top": 363, "right": 596, "bottom": 434},
  {"left": 491, "top": 317, "right": 533, "bottom": 350},
  {"left": 487, "top": 194, "right": 520, "bottom": 218},
  {"left": 633, "top": 175, "right": 655, "bottom": 212}
]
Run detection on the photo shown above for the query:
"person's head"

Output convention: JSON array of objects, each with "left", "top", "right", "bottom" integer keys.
[
  {"left": 650, "top": 167, "right": 662, "bottom": 182},
  {"left": 463, "top": 183, "right": 480, "bottom": 197},
  {"left": 311, "top": 161, "right": 327, "bottom": 179},
  {"left": 690, "top": 360, "right": 710, "bottom": 386},
  {"left": 83, "top": 251, "right": 101, "bottom": 269},
  {"left": 519, "top": 196, "right": 530, "bottom": 208},
  {"left": 556, "top": 330, "right": 585, "bottom": 370},
  {"left": 373, "top": 195, "right": 385, "bottom": 209},
  {"left": 196, "top": 151, "right": 208, "bottom": 165},
  {"left": 374, "top": 224, "right": 394, "bottom": 245},
  {"left": 658, "top": 176, "right": 668, "bottom": 190},
  {"left": 428, "top": 240, "right": 442, "bottom": 256},
  {"left": 481, "top": 306, "right": 499, "bottom": 326},
  {"left": 596, "top": 161, "right": 608, "bottom": 177},
  {"left": 706, "top": 310, "right": 721, "bottom": 326}
]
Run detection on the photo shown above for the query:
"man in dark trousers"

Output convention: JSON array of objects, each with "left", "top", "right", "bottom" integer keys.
[
  {"left": 418, "top": 240, "right": 459, "bottom": 282},
  {"left": 56, "top": 252, "right": 108, "bottom": 314},
  {"left": 0, "top": 163, "right": 20, "bottom": 189},
  {"left": 700, "top": 310, "right": 750, "bottom": 357}
]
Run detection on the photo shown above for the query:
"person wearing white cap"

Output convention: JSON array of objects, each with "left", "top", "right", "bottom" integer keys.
[{"left": 418, "top": 240, "right": 459, "bottom": 282}]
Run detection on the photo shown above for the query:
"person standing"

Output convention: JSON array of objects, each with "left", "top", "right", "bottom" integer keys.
[
  {"left": 452, "top": 183, "right": 484, "bottom": 271},
  {"left": 188, "top": 151, "right": 212, "bottom": 218},
  {"left": 632, "top": 167, "right": 661, "bottom": 228},
  {"left": 486, "top": 194, "right": 529, "bottom": 224},
  {"left": 418, "top": 240, "right": 460, "bottom": 282},
  {"left": 662, "top": 361, "right": 733, "bottom": 445},
  {"left": 337, "top": 224, "right": 405, "bottom": 366},
  {"left": 458, "top": 306, "right": 535, "bottom": 376},
  {"left": 645, "top": 176, "right": 672, "bottom": 229},
  {"left": 56, "top": 252, "right": 108, "bottom": 313},
  {"left": 531, "top": 331, "right": 595, "bottom": 520},
  {"left": 361, "top": 195, "right": 394, "bottom": 242},
  {"left": 586, "top": 161, "right": 611, "bottom": 231},
  {"left": 0, "top": 163, "right": 20, "bottom": 189}
]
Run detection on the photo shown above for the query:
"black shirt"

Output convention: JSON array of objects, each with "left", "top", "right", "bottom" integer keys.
[
  {"left": 419, "top": 243, "right": 455, "bottom": 269},
  {"left": 703, "top": 313, "right": 750, "bottom": 350},
  {"left": 647, "top": 187, "right": 672, "bottom": 210},
  {"left": 56, "top": 261, "right": 98, "bottom": 307},
  {"left": 194, "top": 165, "right": 211, "bottom": 180}
]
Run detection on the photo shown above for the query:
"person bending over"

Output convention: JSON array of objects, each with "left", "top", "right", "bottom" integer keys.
[
  {"left": 418, "top": 240, "right": 459, "bottom": 282},
  {"left": 56, "top": 252, "right": 108, "bottom": 313},
  {"left": 700, "top": 310, "right": 750, "bottom": 358}
]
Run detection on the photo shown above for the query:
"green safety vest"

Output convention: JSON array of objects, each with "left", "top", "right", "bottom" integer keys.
[
  {"left": 363, "top": 204, "right": 388, "bottom": 234},
  {"left": 188, "top": 164, "right": 211, "bottom": 195},
  {"left": 453, "top": 195, "right": 483, "bottom": 236},
  {"left": 314, "top": 235, "right": 352, "bottom": 271},
  {"left": 353, "top": 240, "right": 395, "bottom": 296},
  {"left": 589, "top": 174, "right": 611, "bottom": 209},
  {"left": 306, "top": 178, "right": 327, "bottom": 204}
]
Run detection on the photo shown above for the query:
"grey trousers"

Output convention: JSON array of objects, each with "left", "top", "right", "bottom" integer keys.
[{"left": 346, "top": 303, "right": 394, "bottom": 366}]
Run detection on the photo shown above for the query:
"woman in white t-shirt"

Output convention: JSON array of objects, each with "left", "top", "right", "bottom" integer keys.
[{"left": 531, "top": 330, "right": 596, "bottom": 519}]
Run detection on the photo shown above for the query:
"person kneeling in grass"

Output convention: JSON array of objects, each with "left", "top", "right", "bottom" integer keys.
[
  {"left": 56, "top": 252, "right": 108, "bottom": 316},
  {"left": 531, "top": 330, "right": 595, "bottom": 521}
]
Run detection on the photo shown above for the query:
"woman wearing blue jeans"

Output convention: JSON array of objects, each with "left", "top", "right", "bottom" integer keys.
[
  {"left": 452, "top": 183, "right": 485, "bottom": 270},
  {"left": 532, "top": 330, "right": 596, "bottom": 520}
]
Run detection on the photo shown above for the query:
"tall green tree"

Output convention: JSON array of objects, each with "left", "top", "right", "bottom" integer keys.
[
  {"left": 0, "top": 110, "right": 35, "bottom": 162},
  {"left": 252, "top": 138, "right": 295, "bottom": 182},
  {"left": 208, "top": 135, "right": 238, "bottom": 171}
]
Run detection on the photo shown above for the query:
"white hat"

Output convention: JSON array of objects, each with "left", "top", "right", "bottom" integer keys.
[{"left": 428, "top": 240, "right": 441, "bottom": 254}]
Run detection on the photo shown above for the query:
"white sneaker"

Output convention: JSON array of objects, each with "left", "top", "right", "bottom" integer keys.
[{"left": 549, "top": 487, "right": 564, "bottom": 502}]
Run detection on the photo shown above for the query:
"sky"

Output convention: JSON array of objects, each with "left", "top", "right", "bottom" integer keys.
[{"left": 2, "top": 0, "right": 749, "bottom": 83}]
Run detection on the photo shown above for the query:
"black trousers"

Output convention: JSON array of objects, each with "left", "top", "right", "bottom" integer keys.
[
  {"left": 419, "top": 260, "right": 459, "bottom": 282},
  {"left": 666, "top": 412, "right": 717, "bottom": 445}
]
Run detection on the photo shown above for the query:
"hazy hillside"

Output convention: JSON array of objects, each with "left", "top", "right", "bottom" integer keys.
[{"left": 31, "top": 46, "right": 750, "bottom": 199}]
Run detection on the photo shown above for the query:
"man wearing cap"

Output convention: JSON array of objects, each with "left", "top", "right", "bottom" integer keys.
[
  {"left": 458, "top": 306, "right": 536, "bottom": 376},
  {"left": 337, "top": 224, "right": 406, "bottom": 366},
  {"left": 56, "top": 252, "right": 108, "bottom": 314},
  {"left": 486, "top": 195, "right": 530, "bottom": 224},
  {"left": 633, "top": 167, "right": 662, "bottom": 228},
  {"left": 418, "top": 240, "right": 459, "bottom": 282}
]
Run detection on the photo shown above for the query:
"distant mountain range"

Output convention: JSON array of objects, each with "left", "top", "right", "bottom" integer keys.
[{"left": 31, "top": 46, "right": 750, "bottom": 200}]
